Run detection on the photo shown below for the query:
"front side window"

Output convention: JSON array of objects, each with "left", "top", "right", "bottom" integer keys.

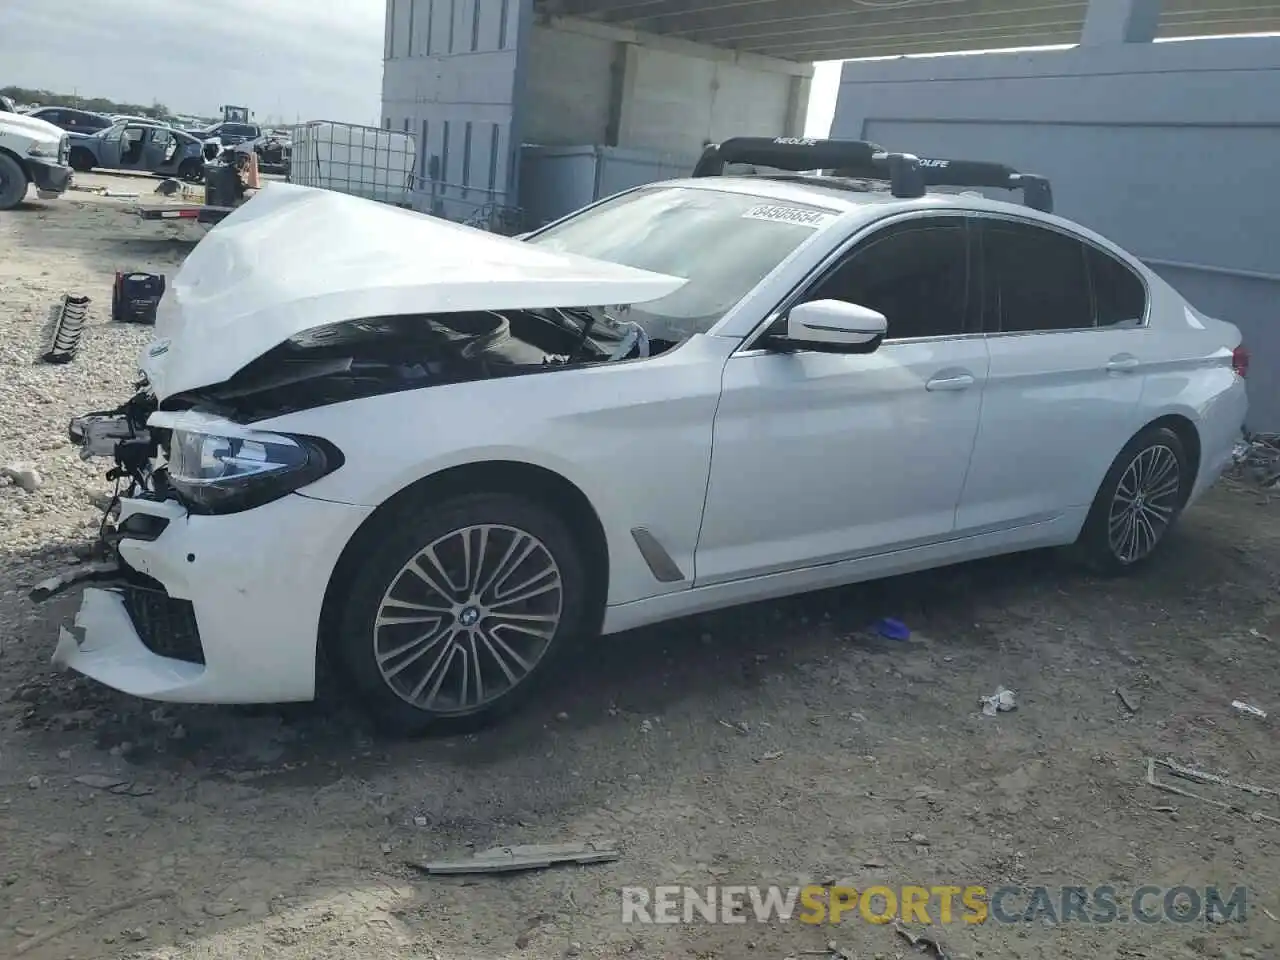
[
  {"left": 801, "top": 218, "right": 971, "bottom": 340},
  {"left": 526, "top": 186, "right": 835, "bottom": 342},
  {"left": 982, "top": 219, "right": 1092, "bottom": 333}
]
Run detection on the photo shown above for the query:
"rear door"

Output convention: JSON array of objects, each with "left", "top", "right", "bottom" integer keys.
[
  {"left": 955, "top": 215, "right": 1151, "bottom": 533},
  {"left": 143, "top": 128, "right": 177, "bottom": 171}
]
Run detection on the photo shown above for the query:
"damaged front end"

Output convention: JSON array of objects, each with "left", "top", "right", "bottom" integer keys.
[{"left": 44, "top": 303, "right": 657, "bottom": 601}]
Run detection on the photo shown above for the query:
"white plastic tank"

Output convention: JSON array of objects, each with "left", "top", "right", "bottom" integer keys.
[{"left": 289, "top": 121, "right": 416, "bottom": 207}]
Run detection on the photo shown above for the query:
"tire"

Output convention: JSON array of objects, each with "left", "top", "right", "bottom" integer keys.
[
  {"left": 69, "top": 148, "right": 95, "bottom": 173},
  {"left": 178, "top": 158, "right": 203, "bottom": 183},
  {"left": 0, "top": 152, "right": 28, "bottom": 211},
  {"left": 328, "top": 492, "right": 590, "bottom": 736},
  {"left": 1073, "top": 425, "right": 1190, "bottom": 575}
]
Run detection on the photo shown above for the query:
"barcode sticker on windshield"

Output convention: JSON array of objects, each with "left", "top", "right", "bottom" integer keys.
[{"left": 742, "top": 204, "right": 836, "bottom": 228}]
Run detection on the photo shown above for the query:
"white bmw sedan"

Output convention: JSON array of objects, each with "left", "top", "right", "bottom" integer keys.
[{"left": 53, "top": 138, "right": 1248, "bottom": 734}]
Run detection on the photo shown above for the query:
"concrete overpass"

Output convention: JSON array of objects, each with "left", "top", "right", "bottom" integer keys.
[
  {"left": 538, "top": 0, "right": 1280, "bottom": 60},
  {"left": 383, "top": 0, "right": 1279, "bottom": 234},
  {"left": 382, "top": 0, "right": 1280, "bottom": 419}
]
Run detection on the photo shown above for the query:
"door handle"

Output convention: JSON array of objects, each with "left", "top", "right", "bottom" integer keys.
[
  {"left": 925, "top": 373, "right": 975, "bottom": 392},
  {"left": 1106, "top": 355, "right": 1140, "bottom": 372}
]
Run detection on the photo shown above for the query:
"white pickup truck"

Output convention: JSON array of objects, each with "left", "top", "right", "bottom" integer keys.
[{"left": 0, "top": 99, "right": 73, "bottom": 210}]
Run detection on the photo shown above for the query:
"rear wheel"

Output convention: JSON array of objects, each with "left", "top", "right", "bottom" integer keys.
[
  {"left": 1074, "top": 425, "right": 1190, "bottom": 574},
  {"left": 328, "top": 492, "right": 589, "bottom": 736},
  {"left": 69, "top": 147, "right": 95, "bottom": 173},
  {"left": 0, "top": 152, "right": 28, "bottom": 210}
]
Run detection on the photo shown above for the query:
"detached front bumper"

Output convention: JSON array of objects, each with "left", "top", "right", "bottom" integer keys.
[
  {"left": 28, "top": 156, "right": 72, "bottom": 197},
  {"left": 52, "top": 492, "right": 373, "bottom": 703}
]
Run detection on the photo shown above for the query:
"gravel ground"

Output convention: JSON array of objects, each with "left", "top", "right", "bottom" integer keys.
[{"left": 2, "top": 175, "right": 1279, "bottom": 960}]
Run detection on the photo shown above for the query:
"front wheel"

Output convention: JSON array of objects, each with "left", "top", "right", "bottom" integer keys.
[
  {"left": 69, "top": 148, "right": 95, "bottom": 173},
  {"left": 178, "top": 158, "right": 203, "bottom": 183},
  {"left": 1074, "top": 425, "right": 1190, "bottom": 574},
  {"left": 328, "top": 492, "right": 590, "bottom": 736},
  {"left": 0, "top": 152, "right": 28, "bottom": 210}
]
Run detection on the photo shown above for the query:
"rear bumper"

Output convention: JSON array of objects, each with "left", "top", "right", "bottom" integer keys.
[
  {"left": 1189, "top": 376, "right": 1249, "bottom": 505},
  {"left": 28, "top": 156, "right": 72, "bottom": 196}
]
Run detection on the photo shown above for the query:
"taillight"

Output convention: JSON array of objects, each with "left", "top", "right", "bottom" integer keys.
[{"left": 1232, "top": 346, "right": 1250, "bottom": 378}]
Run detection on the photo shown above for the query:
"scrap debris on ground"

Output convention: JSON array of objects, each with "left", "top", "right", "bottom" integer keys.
[{"left": 0, "top": 177, "right": 1278, "bottom": 959}]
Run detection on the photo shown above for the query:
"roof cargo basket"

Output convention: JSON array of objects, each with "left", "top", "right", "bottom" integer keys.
[{"left": 692, "top": 137, "right": 1053, "bottom": 214}]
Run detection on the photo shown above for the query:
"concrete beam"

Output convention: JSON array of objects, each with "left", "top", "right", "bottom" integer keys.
[
  {"left": 1081, "top": 0, "right": 1161, "bottom": 44},
  {"left": 538, "top": 0, "right": 1280, "bottom": 61}
]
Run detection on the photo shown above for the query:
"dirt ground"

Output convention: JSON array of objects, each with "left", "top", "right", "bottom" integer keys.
[{"left": 0, "top": 173, "right": 1277, "bottom": 960}]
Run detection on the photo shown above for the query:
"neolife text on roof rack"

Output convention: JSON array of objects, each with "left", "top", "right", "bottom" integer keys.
[{"left": 692, "top": 136, "right": 1054, "bottom": 214}]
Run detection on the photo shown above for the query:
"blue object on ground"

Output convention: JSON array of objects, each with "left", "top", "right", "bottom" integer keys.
[{"left": 874, "top": 617, "right": 911, "bottom": 641}]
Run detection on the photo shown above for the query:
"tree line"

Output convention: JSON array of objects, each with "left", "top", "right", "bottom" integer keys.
[{"left": 0, "top": 86, "right": 171, "bottom": 119}]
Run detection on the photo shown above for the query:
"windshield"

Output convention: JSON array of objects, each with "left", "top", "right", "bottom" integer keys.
[{"left": 525, "top": 185, "right": 837, "bottom": 342}]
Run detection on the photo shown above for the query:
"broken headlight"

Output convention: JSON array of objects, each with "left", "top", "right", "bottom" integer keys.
[{"left": 167, "top": 425, "right": 343, "bottom": 514}]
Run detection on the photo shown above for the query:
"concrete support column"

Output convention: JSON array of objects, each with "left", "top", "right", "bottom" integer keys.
[
  {"left": 1081, "top": 0, "right": 1162, "bottom": 45},
  {"left": 784, "top": 73, "right": 812, "bottom": 137},
  {"left": 614, "top": 43, "right": 642, "bottom": 147}
]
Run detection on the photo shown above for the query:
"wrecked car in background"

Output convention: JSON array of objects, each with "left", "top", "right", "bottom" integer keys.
[
  {"left": 25, "top": 105, "right": 113, "bottom": 135},
  {"left": 249, "top": 132, "right": 290, "bottom": 175},
  {"left": 69, "top": 121, "right": 205, "bottom": 181},
  {"left": 51, "top": 138, "right": 1248, "bottom": 736}
]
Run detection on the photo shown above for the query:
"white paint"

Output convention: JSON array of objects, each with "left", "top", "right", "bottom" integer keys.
[
  {"left": 140, "top": 182, "right": 685, "bottom": 400},
  {"left": 61, "top": 173, "right": 1249, "bottom": 707},
  {"left": 741, "top": 203, "right": 837, "bottom": 227}
]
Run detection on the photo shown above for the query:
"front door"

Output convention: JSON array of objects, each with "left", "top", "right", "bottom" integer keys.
[
  {"left": 118, "top": 125, "right": 147, "bottom": 170},
  {"left": 695, "top": 215, "right": 989, "bottom": 585},
  {"left": 955, "top": 216, "right": 1149, "bottom": 532},
  {"left": 96, "top": 125, "right": 124, "bottom": 168}
]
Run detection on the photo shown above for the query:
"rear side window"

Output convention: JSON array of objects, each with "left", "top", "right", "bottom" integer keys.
[
  {"left": 982, "top": 220, "right": 1092, "bottom": 333},
  {"left": 1088, "top": 246, "right": 1146, "bottom": 326}
]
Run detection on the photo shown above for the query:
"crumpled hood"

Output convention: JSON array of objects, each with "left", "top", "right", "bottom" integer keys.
[
  {"left": 1, "top": 111, "right": 65, "bottom": 144},
  {"left": 140, "top": 183, "right": 685, "bottom": 400}
]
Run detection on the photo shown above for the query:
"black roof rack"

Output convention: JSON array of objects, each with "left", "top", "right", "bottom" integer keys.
[{"left": 691, "top": 136, "right": 1053, "bottom": 214}]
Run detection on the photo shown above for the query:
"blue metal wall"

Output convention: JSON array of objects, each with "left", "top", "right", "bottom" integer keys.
[
  {"left": 831, "top": 36, "right": 1280, "bottom": 426},
  {"left": 518, "top": 144, "right": 696, "bottom": 228}
]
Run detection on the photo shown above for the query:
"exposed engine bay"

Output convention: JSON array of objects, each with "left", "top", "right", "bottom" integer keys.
[{"left": 68, "top": 305, "right": 676, "bottom": 520}]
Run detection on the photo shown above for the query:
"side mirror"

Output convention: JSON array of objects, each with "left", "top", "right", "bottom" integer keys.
[{"left": 766, "top": 299, "right": 888, "bottom": 354}]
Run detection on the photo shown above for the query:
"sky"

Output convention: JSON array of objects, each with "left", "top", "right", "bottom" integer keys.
[{"left": 0, "top": 0, "right": 386, "bottom": 124}]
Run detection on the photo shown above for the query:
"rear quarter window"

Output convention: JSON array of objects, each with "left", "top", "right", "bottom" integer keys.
[{"left": 1087, "top": 246, "right": 1147, "bottom": 326}]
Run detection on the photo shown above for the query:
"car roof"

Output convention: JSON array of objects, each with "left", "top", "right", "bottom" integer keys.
[
  {"left": 659, "top": 173, "right": 1146, "bottom": 273},
  {"left": 663, "top": 174, "right": 1042, "bottom": 218}
]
